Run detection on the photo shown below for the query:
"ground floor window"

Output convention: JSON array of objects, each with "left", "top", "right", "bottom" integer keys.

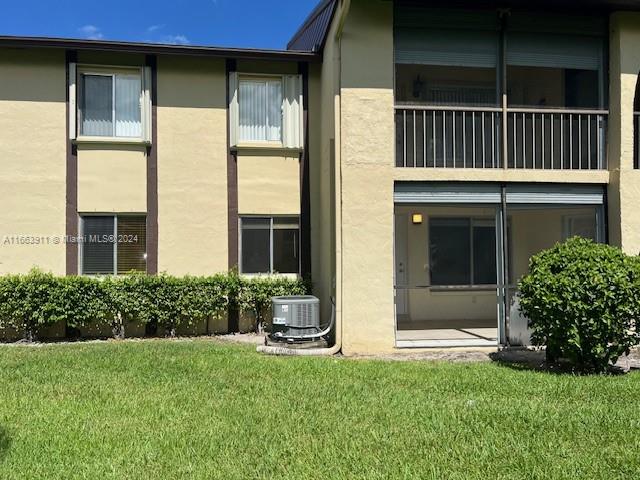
[
  {"left": 240, "top": 216, "right": 299, "bottom": 274},
  {"left": 429, "top": 217, "right": 497, "bottom": 287},
  {"left": 80, "top": 215, "right": 147, "bottom": 275}
]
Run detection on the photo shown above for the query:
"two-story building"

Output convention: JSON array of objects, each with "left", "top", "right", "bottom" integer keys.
[{"left": 3, "top": 0, "right": 640, "bottom": 354}]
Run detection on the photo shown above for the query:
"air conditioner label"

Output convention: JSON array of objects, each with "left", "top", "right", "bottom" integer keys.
[
  {"left": 273, "top": 317, "right": 286, "bottom": 325},
  {"left": 282, "top": 305, "right": 289, "bottom": 312}
]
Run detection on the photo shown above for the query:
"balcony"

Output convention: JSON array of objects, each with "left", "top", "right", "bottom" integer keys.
[
  {"left": 395, "top": 105, "right": 608, "bottom": 170},
  {"left": 393, "top": 6, "right": 609, "bottom": 171}
]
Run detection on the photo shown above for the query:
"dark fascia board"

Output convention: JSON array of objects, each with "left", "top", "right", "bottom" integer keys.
[{"left": 0, "top": 35, "right": 320, "bottom": 62}]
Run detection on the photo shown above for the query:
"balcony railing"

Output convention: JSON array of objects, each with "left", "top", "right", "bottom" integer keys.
[{"left": 395, "top": 105, "right": 608, "bottom": 170}]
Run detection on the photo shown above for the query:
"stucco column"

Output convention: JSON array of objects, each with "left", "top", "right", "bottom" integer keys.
[
  {"left": 608, "top": 13, "right": 640, "bottom": 254},
  {"left": 339, "top": 0, "right": 396, "bottom": 354}
]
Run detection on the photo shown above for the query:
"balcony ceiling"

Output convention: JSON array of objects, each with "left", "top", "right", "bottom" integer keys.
[{"left": 397, "top": 0, "right": 640, "bottom": 11}]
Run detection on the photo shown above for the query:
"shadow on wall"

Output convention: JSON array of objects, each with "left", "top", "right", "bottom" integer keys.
[
  {"left": 0, "top": 49, "right": 66, "bottom": 103},
  {"left": 0, "top": 426, "right": 11, "bottom": 462}
]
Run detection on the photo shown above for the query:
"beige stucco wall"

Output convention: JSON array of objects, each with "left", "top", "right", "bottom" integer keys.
[
  {"left": 157, "top": 56, "right": 228, "bottom": 276},
  {"left": 339, "top": 0, "right": 396, "bottom": 354},
  {"left": 237, "top": 153, "right": 300, "bottom": 215},
  {"left": 77, "top": 145, "right": 147, "bottom": 213},
  {"left": 0, "top": 48, "right": 67, "bottom": 275},
  {"left": 609, "top": 13, "right": 640, "bottom": 255}
]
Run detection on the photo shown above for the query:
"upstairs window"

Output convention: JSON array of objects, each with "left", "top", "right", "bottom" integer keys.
[
  {"left": 239, "top": 78, "right": 283, "bottom": 142},
  {"left": 80, "top": 72, "right": 142, "bottom": 138},
  {"left": 69, "top": 64, "right": 152, "bottom": 142},
  {"left": 229, "top": 73, "right": 304, "bottom": 149}
]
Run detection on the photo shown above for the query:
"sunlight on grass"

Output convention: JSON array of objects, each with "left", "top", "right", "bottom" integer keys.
[{"left": 0, "top": 340, "right": 638, "bottom": 479}]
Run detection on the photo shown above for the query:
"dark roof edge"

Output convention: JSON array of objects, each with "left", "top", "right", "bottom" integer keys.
[
  {"left": 0, "top": 35, "right": 320, "bottom": 62},
  {"left": 287, "top": 0, "right": 338, "bottom": 52}
]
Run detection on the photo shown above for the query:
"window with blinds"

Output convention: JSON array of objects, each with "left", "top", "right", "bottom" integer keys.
[
  {"left": 81, "top": 215, "right": 147, "bottom": 275},
  {"left": 228, "top": 73, "right": 303, "bottom": 149},
  {"left": 117, "top": 216, "right": 147, "bottom": 274},
  {"left": 79, "top": 72, "right": 142, "bottom": 138},
  {"left": 238, "top": 79, "right": 283, "bottom": 142},
  {"left": 240, "top": 217, "right": 299, "bottom": 275}
]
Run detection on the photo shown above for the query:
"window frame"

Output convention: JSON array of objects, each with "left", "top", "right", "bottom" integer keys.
[
  {"left": 562, "top": 213, "right": 598, "bottom": 242},
  {"left": 428, "top": 216, "right": 498, "bottom": 288},
  {"left": 237, "top": 74, "right": 285, "bottom": 146},
  {"left": 238, "top": 215, "right": 300, "bottom": 277},
  {"left": 76, "top": 65, "right": 148, "bottom": 143},
  {"left": 79, "top": 213, "right": 147, "bottom": 276}
]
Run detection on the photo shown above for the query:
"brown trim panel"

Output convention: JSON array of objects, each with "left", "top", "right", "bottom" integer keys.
[
  {"left": 145, "top": 54, "right": 159, "bottom": 274},
  {"left": 65, "top": 50, "right": 78, "bottom": 275},
  {"left": 226, "top": 59, "right": 239, "bottom": 333},
  {"left": 299, "top": 62, "right": 312, "bottom": 280}
]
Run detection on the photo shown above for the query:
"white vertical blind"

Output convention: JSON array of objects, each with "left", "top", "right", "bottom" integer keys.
[
  {"left": 81, "top": 74, "right": 113, "bottom": 136},
  {"left": 143, "top": 66, "right": 152, "bottom": 142},
  {"left": 68, "top": 62, "right": 77, "bottom": 140},
  {"left": 228, "top": 71, "right": 239, "bottom": 146},
  {"left": 266, "top": 80, "right": 283, "bottom": 141},
  {"left": 238, "top": 79, "right": 282, "bottom": 142},
  {"left": 283, "top": 75, "right": 303, "bottom": 149},
  {"left": 79, "top": 71, "right": 144, "bottom": 138},
  {"left": 239, "top": 80, "right": 266, "bottom": 141},
  {"left": 115, "top": 74, "right": 142, "bottom": 137}
]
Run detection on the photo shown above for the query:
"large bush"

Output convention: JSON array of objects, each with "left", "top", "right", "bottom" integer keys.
[
  {"left": 519, "top": 237, "right": 640, "bottom": 372},
  {"left": 0, "top": 270, "right": 307, "bottom": 341}
]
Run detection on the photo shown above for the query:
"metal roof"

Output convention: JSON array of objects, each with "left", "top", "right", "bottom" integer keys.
[{"left": 287, "top": 0, "right": 338, "bottom": 53}]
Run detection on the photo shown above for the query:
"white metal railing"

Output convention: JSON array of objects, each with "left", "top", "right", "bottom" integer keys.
[{"left": 395, "top": 105, "right": 608, "bottom": 170}]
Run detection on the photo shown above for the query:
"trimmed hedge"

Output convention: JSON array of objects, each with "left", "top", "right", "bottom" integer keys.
[
  {"left": 519, "top": 237, "right": 640, "bottom": 373},
  {"left": 0, "top": 269, "right": 308, "bottom": 341}
]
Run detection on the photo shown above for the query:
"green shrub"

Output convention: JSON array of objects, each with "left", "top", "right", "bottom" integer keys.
[
  {"left": 58, "top": 275, "right": 109, "bottom": 332},
  {"left": 0, "top": 270, "right": 309, "bottom": 341},
  {"left": 0, "top": 269, "right": 66, "bottom": 341},
  {"left": 103, "top": 274, "right": 154, "bottom": 338},
  {"left": 176, "top": 274, "right": 231, "bottom": 333},
  {"left": 519, "top": 237, "right": 640, "bottom": 372},
  {"left": 237, "top": 276, "right": 308, "bottom": 332}
]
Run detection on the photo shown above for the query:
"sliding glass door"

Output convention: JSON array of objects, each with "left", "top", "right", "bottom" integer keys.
[{"left": 394, "top": 183, "right": 606, "bottom": 347}]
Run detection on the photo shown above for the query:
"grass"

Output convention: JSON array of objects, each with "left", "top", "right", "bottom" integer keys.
[{"left": 0, "top": 340, "right": 639, "bottom": 479}]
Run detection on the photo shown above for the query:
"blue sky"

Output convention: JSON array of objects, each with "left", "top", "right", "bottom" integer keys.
[{"left": 0, "top": 0, "right": 320, "bottom": 50}]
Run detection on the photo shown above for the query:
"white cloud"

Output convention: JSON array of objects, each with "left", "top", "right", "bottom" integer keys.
[
  {"left": 163, "top": 34, "right": 190, "bottom": 45},
  {"left": 78, "top": 25, "right": 104, "bottom": 40},
  {"left": 146, "top": 24, "right": 165, "bottom": 33}
]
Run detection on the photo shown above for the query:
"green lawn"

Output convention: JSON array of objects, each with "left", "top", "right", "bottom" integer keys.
[{"left": 0, "top": 340, "right": 639, "bottom": 479}]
